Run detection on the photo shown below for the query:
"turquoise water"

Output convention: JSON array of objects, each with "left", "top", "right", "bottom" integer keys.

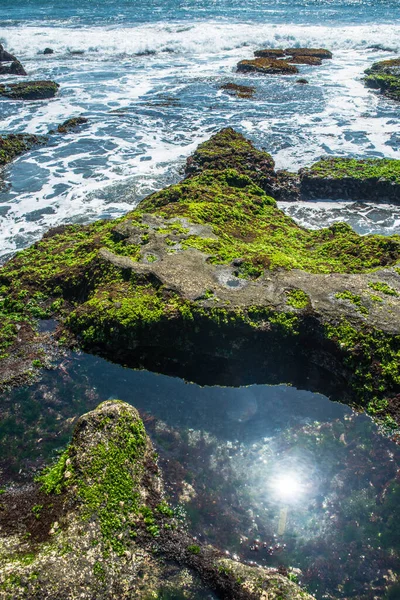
[{"left": 1, "top": 0, "right": 400, "bottom": 258}]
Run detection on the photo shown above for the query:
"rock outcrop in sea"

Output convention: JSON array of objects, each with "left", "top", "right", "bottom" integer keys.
[
  {"left": 0, "top": 128, "right": 399, "bottom": 430},
  {"left": 0, "top": 399, "right": 314, "bottom": 599},
  {"left": 364, "top": 58, "right": 400, "bottom": 102},
  {"left": 0, "top": 80, "right": 59, "bottom": 100}
]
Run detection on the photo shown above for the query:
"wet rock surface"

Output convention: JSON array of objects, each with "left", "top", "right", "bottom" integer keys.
[
  {"left": 237, "top": 57, "right": 299, "bottom": 75},
  {"left": 56, "top": 116, "right": 89, "bottom": 134},
  {"left": 220, "top": 82, "right": 256, "bottom": 98},
  {"left": 0, "top": 134, "right": 48, "bottom": 167},
  {"left": 0, "top": 400, "right": 314, "bottom": 600},
  {"left": 0, "top": 80, "right": 59, "bottom": 100},
  {"left": 364, "top": 58, "right": 400, "bottom": 102},
  {"left": 0, "top": 44, "right": 17, "bottom": 62},
  {"left": 0, "top": 60, "right": 27, "bottom": 76}
]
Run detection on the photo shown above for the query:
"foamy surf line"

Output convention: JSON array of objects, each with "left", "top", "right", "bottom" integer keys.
[{"left": 2, "top": 21, "right": 400, "bottom": 58}]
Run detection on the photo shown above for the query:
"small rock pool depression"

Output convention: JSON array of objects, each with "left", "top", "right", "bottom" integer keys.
[{"left": 1, "top": 351, "right": 399, "bottom": 599}]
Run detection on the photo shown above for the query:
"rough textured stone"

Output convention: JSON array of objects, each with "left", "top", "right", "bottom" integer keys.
[
  {"left": 237, "top": 57, "right": 298, "bottom": 75},
  {"left": 0, "top": 80, "right": 59, "bottom": 100}
]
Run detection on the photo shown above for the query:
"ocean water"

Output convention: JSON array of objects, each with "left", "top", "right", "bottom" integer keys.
[{"left": 1, "top": 0, "right": 400, "bottom": 258}]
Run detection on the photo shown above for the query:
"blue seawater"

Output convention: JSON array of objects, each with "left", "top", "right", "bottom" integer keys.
[{"left": 0, "top": 0, "right": 400, "bottom": 257}]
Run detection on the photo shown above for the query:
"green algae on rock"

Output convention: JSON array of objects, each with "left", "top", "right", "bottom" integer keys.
[
  {"left": 300, "top": 157, "right": 400, "bottom": 202},
  {"left": 0, "top": 129, "right": 399, "bottom": 428},
  {"left": 237, "top": 57, "right": 299, "bottom": 75},
  {"left": 0, "top": 400, "right": 315, "bottom": 600},
  {"left": 220, "top": 83, "right": 256, "bottom": 98},
  {"left": 364, "top": 58, "right": 400, "bottom": 102},
  {"left": 0, "top": 80, "right": 59, "bottom": 100},
  {"left": 0, "top": 134, "right": 48, "bottom": 167},
  {"left": 284, "top": 48, "right": 332, "bottom": 59},
  {"left": 56, "top": 116, "right": 89, "bottom": 134}
]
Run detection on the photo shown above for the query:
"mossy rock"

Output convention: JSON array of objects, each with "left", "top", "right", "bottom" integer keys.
[
  {"left": 220, "top": 83, "right": 256, "bottom": 98},
  {"left": 0, "top": 130, "right": 399, "bottom": 428},
  {"left": 254, "top": 48, "right": 286, "bottom": 58},
  {"left": 237, "top": 58, "right": 299, "bottom": 75},
  {"left": 300, "top": 157, "right": 400, "bottom": 202},
  {"left": 364, "top": 59, "right": 400, "bottom": 102},
  {"left": 0, "top": 400, "right": 315, "bottom": 600},
  {"left": 0, "top": 134, "right": 48, "bottom": 167},
  {"left": 285, "top": 47, "right": 332, "bottom": 59},
  {"left": 287, "top": 55, "right": 322, "bottom": 66},
  {"left": 0, "top": 80, "right": 59, "bottom": 100},
  {"left": 57, "top": 116, "right": 88, "bottom": 134}
]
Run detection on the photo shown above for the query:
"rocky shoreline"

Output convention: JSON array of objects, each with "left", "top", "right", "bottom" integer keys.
[{"left": 0, "top": 128, "right": 399, "bottom": 430}]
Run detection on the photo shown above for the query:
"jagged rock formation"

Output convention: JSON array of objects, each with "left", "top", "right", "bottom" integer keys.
[
  {"left": 0, "top": 400, "right": 314, "bottom": 599},
  {"left": 0, "top": 129, "right": 399, "bottom": 428}
]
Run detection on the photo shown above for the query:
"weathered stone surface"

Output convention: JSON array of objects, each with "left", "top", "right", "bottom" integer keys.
[
  {"left": 220, "top": 82, "right": 256, "bottom": 98},
  {"left": 0, "top": 130, "right": 399, "bottom": 429},
  {"left": 0, "top": 80, "right": 59, "bottom": 100},
  {"left": 284, "top": 47, "right": 332, "bottom": 59},
  {"left": 0, "top": 400, "right": 314, "bottom": 600},
  {"left": 0, "top": 44, "right": 17, "bottom": 62},
  {"left": 0, "top": 60, "right": 27, "bottom": 76},
  {"left": 364, "top": 58, "right": 400, "bottom": 102},
  {"left": 287, "top": 55, "right": 322, "bottom": 66},
  {"left": 57, "top": 116, "right": 88, "bottom": 133},
  {"left": 237, "top": 57, "right": 298, "bottom": 75},
  {"left": 254, "top": 48, "right": 286, "bottom": 58}
]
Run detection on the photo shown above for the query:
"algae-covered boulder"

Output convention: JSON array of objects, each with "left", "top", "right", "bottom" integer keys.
[
  {"left": 300, "top": 156, "right": 400, "bottom": 202},
  {"left": 185, "top": 127, "right": 275, "bottom": 185},
  {"left": 57, "top": 116, "right": 88, "bottom": 133},
  {"left": 287, "top": 55, "right": 322, "bottom": 66},
  {"left": 220, "top": 82, "right": 256, "bottom": 98},
  {"left": 364, "top": 58, "right": 400, "bottom": 102},
  {"left": 237, "top": 57, "right": 298, "bottom": 75},
  {"left": 0, "top": 80, "right": 59, "bottom": 100},
  {"left": 284, "top": 47, "right": 332, "bottom": 59},
  {"left": 0, "top": 129, "right": 399, "bottom": 429},
  {"left": 254, "top": 48, "right": 286, "bottom": 58},
  {"left": 0, "top": 400, "right": 315, "bottom": 600},
  {"left": 0, "top": 134, "right": 48, "bottom": 167}
]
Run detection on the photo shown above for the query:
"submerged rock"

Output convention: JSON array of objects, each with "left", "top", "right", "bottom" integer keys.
[
  {"left": 300, "top": 156, "right": 400, "bottom": 202},
  {"left": 364, "top": 58, "right": 400, "bottom": 102},
  {"left": 0, "top": 399, "right": 314, "bottom": 600},
  {"left": 0, "top": 129, "right": 399, "bottom": 430},
  {"left": 0, "top": 60, "right": 27, "bottom": 76},
  {"left": 57, "top": 116, "right": 89, "bottom": 133},
  {"left": 296, "top": 78, "right": 309, "bottom": 84},
  {"left": 0, "top": 134, "right": 48, "bottom": 167},
  {"left": 0, "top": 80, "right": 59, "bottom": 100},
  {"left": 43, "top": 47, "right": 54, "bottom": 55},
  {"left": 220, "top": 82, "right": 256, "bottom": 98},
  {"left": 0, "top": 44, "right": 17, "bottom": 62},
  {"left": 237, "top": 57, "right": 298, "bottom": 75}
]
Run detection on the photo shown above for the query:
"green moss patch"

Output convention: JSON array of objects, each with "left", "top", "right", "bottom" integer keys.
[
  {"left": 0, "top": 134, "right": 48, "bottom": 167},
  {"left": 304, "top": 157, "right": 400, "bottom": 184},
  {"left": 0, "top": 80, "right": 59, "bottom": 100}
]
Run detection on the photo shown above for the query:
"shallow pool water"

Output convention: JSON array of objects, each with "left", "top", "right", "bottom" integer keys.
[{"left": 0, "top": 351, "right": 399, "bottom": 599}]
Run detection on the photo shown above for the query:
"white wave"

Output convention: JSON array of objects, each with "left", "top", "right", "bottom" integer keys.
[{"left": 2, "top": 21, "right": 400, "bottom": 60}]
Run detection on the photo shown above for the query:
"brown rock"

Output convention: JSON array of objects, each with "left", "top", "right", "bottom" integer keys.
[
  {"left": 287, "top": 55, "right": 322, "bottom": 66},
  {"left": 220, "top": 82, "right": 256, "bottom": 98},
  {"left": 237, "top": 57, "right": 298, "bottom": 75},
  {"left": 254, "top": 48, "right": 286, "bottom": 58},
  {"left": 285, "top": 47, "right": 333, "bottom": 59}
]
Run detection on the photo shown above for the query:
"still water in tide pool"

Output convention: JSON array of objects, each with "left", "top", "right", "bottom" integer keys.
[{"left": 0, "top": 351, "right": 399, "bottom": 599}]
